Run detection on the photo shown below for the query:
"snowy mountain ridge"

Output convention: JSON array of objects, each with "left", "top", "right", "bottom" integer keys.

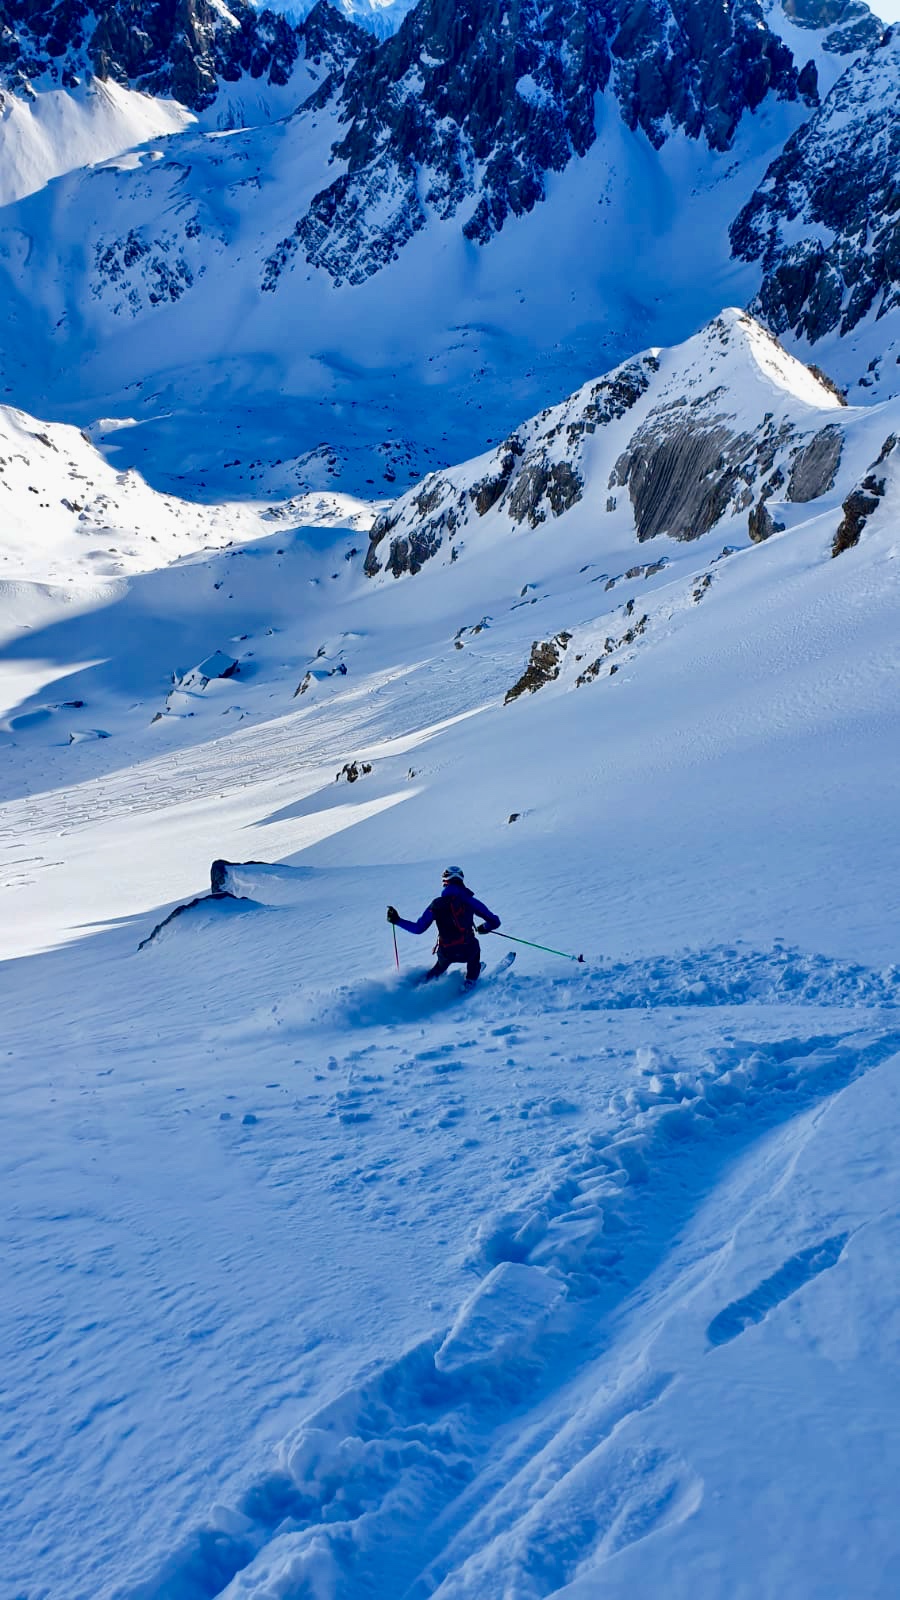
[
  {"left": 2, "top": 308, "right": 896, "bottom": 791},
  {"left": 0, "top": 0, "right": 351, "bottom": 109},
  {"left": 364, "top": 311, "right": 851, "bottom": 580},
  {"left": 0, "top": 0, "right": 896, "bottom": 524}
]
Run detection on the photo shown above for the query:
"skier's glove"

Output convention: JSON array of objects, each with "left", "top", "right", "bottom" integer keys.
[
  {"left": 387, "top": 905, "right": 399, "bottom": 924},
  {"left": 475, "top": 923, "right": 490, "bottom": 935}
]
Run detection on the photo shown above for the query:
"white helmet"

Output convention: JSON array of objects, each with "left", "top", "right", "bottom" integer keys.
[{"left": 442, "top": 865, "right": 465, "bottom": 885}]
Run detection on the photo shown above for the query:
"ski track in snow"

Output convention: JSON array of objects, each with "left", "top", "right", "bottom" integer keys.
[{"left": 102, "top": 942, "right": 900, "bottom": 1600}]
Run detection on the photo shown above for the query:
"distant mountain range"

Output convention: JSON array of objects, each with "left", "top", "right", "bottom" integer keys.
[{"left": 0, "top": 0, "right": 896, "bottom": 503}]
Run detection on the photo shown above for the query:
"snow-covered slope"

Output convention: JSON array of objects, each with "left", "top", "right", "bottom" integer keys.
[
  {"left": 3, "top": 309, "right": 900, "bottom": 1600},
  {"left": 364, "top": 310, "right": 854, "bottom": 580},
  {"left": 0, "top": 0, "right": 366, "bottom": 202},
  {"left": 0, "top": 0, "right": 890, "bottom": 493},
  {"left": 0, "top": 74, "right": 818, "bottom": 510},
  {"left": 0, "top": 80, "right": 196, "bottom": 206},
  {"left": 0, "top": 397, "right": 372, "bottom": 739}
]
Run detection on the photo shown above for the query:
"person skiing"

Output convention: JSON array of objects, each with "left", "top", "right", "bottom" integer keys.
[{"left": 387, "top": 867, "right": 501, "bottom": 986}]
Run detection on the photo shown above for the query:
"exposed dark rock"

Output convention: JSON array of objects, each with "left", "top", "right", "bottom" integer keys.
[
  {"left": 575, "top": 616, "right": 648, "bottom": 684},
  {"left": 787, "top": 424, "right": 843, "bottom": 501},
  {"left": 505, "top": 632, "right": 572, "bottom": 703},
  {"left": 614, "top": 417, "right": 756, "bottom": 541},
  {"left": 779, "top": 0, "right": 882, "bottom": 53},
  {"left": 748, "top": 498, "right": 785, "bottom": 541},
  {"left": 362, "top": 476, "right": 462, "bottom": 577},
  {"left": 359, "top": 348, "right": 661, "bottom": 581},
  {"left": 831, "top": 480, "right": 883, "bottom": 555},
  {"left": 336, "top": 760, "right": 372, "bottom": 781},
  {"left": 470, "top": 438, "right": 524, "bottom": 515},
  {"left": 506, "top": 460, "right": 583, "bottom": 527},
  {"left": 290, "top": 0, "right": 814, "bottom": 283},
  {"left": 363, "top": 506, "right": 399, "bottom": 576},
  {"left": 611, "top": 0, "right": 809, "bottom": 153},
  {"left": 732, "top": 29, "right": 900, "bottom": 350},
  {"left": 387, "top": 523, "right": 445, "bottom": 577},
  {"left": 831, "top": 436, "right": 894, "bottom": 554},
  {"left": 0, "top": 0, "right": 365, "bottom": 112},
  {"left": 575, "top": 657, "right": 605, "bottom": 685}
]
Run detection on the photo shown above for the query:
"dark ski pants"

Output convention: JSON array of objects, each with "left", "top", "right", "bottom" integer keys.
[{"left": 423, "top": 940, "right": 481, "bottom": 984}]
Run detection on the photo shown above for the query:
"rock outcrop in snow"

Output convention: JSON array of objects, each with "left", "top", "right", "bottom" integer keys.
[
  {"left": 363, "top": 312, "right": 849, "bottom": 578},
  {"left": 831, "top": 433, "right": 896, "bottom": 556},
  {"left": 731, "top": 27, "right": 900, "bottom": 373}
]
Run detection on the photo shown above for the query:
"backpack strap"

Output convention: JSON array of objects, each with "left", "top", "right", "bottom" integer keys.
[{"left": 431, "top": 893, "right": 470, "bottom": 949}]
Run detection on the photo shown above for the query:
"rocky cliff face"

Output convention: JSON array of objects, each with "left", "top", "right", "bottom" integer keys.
[
  {"left": 294, "top": 0, "right": 819, "bottom": 284},
  {"left": 0, "top": 0, "right": 365, "bottom": 111},
  {"left": 731, "top": 27, "right": 899, "bottom": 360},
  {"left": 363, "top": 311, "right": 849, "bottom": 579}
]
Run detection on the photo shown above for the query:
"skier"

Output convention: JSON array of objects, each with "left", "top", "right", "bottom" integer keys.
[{"left": 387, "top": 867, "right": 501, "bottom": 986}]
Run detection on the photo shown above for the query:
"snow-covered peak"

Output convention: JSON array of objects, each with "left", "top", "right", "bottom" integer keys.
[
  {"left": 640, "top": 308, "right": 846, "bottom": 411},
  {"left": 364, "top": 311, "right": 851, "bottom": 581}
]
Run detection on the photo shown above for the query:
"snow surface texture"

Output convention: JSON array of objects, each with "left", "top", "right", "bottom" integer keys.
[{"left": 3, "top": 311, "right": 900, "bottom": 1597}]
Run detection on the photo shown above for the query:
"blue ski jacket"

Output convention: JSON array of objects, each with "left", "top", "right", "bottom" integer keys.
[{"left": 395, "top": 883, "right": 500, "bottom": 949}]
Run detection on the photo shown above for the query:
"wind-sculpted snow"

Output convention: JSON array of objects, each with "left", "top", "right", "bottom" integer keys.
[{"left": 113, "top": 956, "right": 900, "bottom": 1598}]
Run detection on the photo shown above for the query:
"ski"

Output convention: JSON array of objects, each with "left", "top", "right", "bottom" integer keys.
[{"left": 461, "top": 950, "right": 516, "bottom": 991}]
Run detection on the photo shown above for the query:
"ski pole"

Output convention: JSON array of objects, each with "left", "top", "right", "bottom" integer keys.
[
  {"left": 392, "top": 923, "right": 400, "bottom": 970},
  {"left": 486, "top": 930, "right": 585, "bottom": 963}
]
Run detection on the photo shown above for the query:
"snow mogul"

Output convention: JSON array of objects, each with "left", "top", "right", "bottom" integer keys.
[{"left": 387, "top": 867, "right": 501, "bottom": 986}]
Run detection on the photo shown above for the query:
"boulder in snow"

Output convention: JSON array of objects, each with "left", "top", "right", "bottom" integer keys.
[
  {"left": 505, "top": 633, "right": 572, "bottom": 703},
  {"left": 175, "top": 651, "right": 239, "bottom": 693}
]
